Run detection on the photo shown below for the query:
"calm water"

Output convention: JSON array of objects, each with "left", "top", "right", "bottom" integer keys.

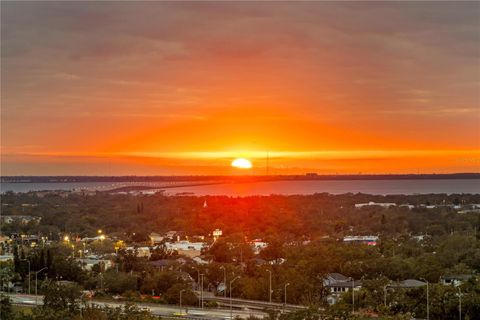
[{"left": 1, "top": 179, "right": 479, "bottom": 195}]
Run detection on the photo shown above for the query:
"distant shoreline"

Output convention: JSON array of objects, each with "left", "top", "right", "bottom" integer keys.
[{"left": 1, "top": 173, "right": 479, "bottom": 183}]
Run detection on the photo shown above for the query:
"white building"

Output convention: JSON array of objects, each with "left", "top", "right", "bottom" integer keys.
[
  {"left": 250, "top": 240, "right": 268, "bottom": 254},
  {"left": 125, "top": 246, "right": 151, "bottom": 258},
  {"left": 323, "top": 273, "right": 362, "bottom": 305},
  {"left": 76, "top": 257, "right": 113, "bottom": 271},
  {"left": 343, "top": 236, "right": 379, "bottom": 245},
  {"left": 164, "top": 241, "right": 207, "bottom": 258},
  {"left": 149, "top": 232, "right": 164, "bottom": 245},
  {"left": 355, "top": 202, "right": 396, "bottom": 208},
  {"left": 213, "top": 229, "right": 222, "bottom": 241}
]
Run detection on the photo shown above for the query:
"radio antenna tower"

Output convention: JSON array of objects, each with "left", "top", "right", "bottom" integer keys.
[{"left": 266, "top": 151, "right": 269, "bottom": 176}]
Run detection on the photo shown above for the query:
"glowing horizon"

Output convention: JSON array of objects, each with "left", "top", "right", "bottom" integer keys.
[{"left": 1, "top": 2, "right": 479, "bottom": 175}]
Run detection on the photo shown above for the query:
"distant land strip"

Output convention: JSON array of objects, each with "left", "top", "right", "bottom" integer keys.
[{"left": 1, "top": 173, "right": 479, "bottom": 183}]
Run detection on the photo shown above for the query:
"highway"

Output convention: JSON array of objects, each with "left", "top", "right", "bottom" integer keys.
[{"left": 5, "top": 293, "right": 268, "bottom": 319}]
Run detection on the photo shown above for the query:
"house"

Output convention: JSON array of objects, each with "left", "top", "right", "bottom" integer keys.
[
  {"left": 149, "top": 232, "right": 164, "bottom": 245},
  {"left": 323, "top": 273, "right": 362, "bottom": 305},
  {"left": 76, "top": 257, "right": 113, "bottom": 271},
  {"left": 253, "top": 258, "right": 268, "bottom": 266},
  {"left": 81, "top": 235, "right": 108, "bottom": 242},
  {"left": 325, "top": 280, "right": 362, "bottom": 294},
  {"left": 323, "top": 273, "right": 362, "bottom": 303},
  {"left": 1, "top": 215, "right": 42, "bottom": 225},
  {"left": 164, "top": 231, "right": 180, "bottom": 241},
  {"left": 212, "top": 229, "right": 222, "bottom": 241},
  {"left": 441, "top": 274, "right": 474, "bottom": 287},
  {"left": 323, "top": 273, "right": 350, "bottom": 287},
  {"left": 355, "top": 202, "right": 396, "bottom": 208},
  {"left": 13, "top": 235, "right": 40, "bottom": 246},
  {"left": 411, "top": 234, "right": 430, "bottom": 242},
  {"left": 0, "top": 235, "right": 11, "bottom": 244},
  {"left": 343, "top": 236, "right": 379, "bottom": 246},
  {"left": 0, "top": 254, "right": 14, "bottom": 262},
  {"left": 193, "top": 256, "right": 209, "bottom": 265},
  {"left": 149, "top": 259, "right": 176, "bottom": 270},
  {"left": 250, "top": 240, "right": 268, "bottom": 254},
  {"left": 165, "top": 240, "right": 206, "bottom": 258},
  {"left": 125, "top": 247, "right": 151, "bottom": 258}
]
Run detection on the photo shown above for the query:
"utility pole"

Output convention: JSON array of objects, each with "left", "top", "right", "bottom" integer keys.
[
  {"left": 420, "top": 278, "right": 429, "bottom": 320},
  {"left": 352, "top": 279, "right": 355, "bottom": 314},
  {"left": 266, "top": 151, "right": 269, "bottom": 176},
  {"left": 194, "top": 268, "right": 200, "bottom": 307},
  {"left": 266, "top": 269, "right": 272, "bottom": 304},
  {"left": 458, "top": 288, "right": 462, "bottom": 320},
  {"left": 179, "top": 289, "right": 185, "bottom": 314},
  {"left": 220, "top": 266, "right": 226, "bottom": 298},
  {"left": 200, "top": 274, "right": 204, "bottom": 309}
]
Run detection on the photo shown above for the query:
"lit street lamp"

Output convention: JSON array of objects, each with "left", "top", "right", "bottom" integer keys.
[
  {"left": 284, "top": 282, "right": 290, "bottom": 312},
  {"left": 266, "top": 269, "right": 272, "bottom": 304},
  {"left": 220, "top": 266, "right": 226, "bottom": 298},
  {"left": 420, "top": 278, "right": 429, "bottom": 320},
  {"left": 35, "top": 267, "right": 48, "bottom": 305}
]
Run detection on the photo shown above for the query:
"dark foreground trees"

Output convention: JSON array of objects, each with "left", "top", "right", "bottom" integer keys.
[{"left": 1, "top": 281, "right": 159, "bottom": 320}]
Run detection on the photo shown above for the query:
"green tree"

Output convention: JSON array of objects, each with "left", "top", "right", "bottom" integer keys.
[
  {"left": 42, "top": 281, "right": 83, "bottom": 313},
  {"left": 0, "top": 294, "right": 14, "bottom": 320}
]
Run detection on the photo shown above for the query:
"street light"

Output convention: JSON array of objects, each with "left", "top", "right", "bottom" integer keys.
[
  {"left": 193, "top": 268, "right": 200, "bottom": 307},
  {"left": 284, "top": 282, "right": 290, "bottom": 312},
  {"left": 35, "top": 267, "right": 48, "bottom": 305},
  {"left": 193, "top": 267, "right": 200, "bottom": 286},
  {"left": 420, "top": 278, "right": 429, "bottom": 320},
  {"left": 200, "top": 273, "right": 204, "bottom": 310},
  {"left": 266, "top": 269, "right": 272, "bottom": 304},
  {"left": 230, "top": 276, "right": 240, "bottom": 319},
  {"left": 352, "top": 279, "right": 355, "bottom": 314},
  {"left": 220, "top": 266, "right": 226, "bottom": 298},
  {"left": 179, "top": 289, "right": 185, "bottom": 314},
  {"left": 458, "top": 288, "right": 462, "bottom": 320},
  {"left": 20, "top": 259, "right": 30, "bottom": 295}
]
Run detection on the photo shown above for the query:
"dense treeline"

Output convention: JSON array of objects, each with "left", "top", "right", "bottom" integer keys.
[{"left": 2, "top": 192, "right": 479, "bottom": 240}]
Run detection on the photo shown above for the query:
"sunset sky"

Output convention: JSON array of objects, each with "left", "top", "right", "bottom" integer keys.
[{"left": 1, "top": 1, "right": 479, "bottom": 175}]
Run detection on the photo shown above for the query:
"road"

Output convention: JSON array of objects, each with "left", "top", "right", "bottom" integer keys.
[{"left": 5, "top": 293, "right": 268, "bottom": 319}]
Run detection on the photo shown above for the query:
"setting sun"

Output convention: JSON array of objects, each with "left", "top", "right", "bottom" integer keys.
[{"left": 231, "top": 158, "right": 253, "bottom": 169}]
